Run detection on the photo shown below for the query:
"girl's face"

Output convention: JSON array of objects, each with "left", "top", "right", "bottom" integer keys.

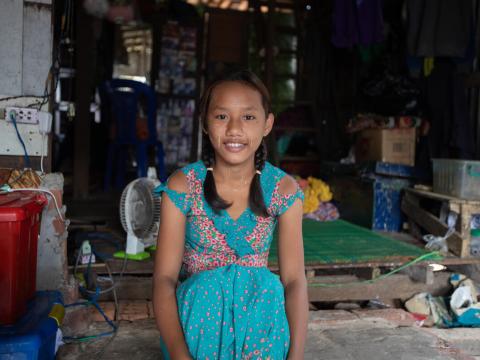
[{"left": 205, "top": 81, "right": 274, "bottom": 168}]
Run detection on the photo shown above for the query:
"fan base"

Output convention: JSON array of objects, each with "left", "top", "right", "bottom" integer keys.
[{"left": 114, "top": 250, "right": 150, "bottom": 261}]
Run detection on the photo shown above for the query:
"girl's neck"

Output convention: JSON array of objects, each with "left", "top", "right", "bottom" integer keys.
[{"left": 209, "top": 158, "right": 256, "bottom": 186}]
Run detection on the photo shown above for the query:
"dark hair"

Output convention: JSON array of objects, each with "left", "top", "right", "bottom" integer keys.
[{"left": 200, "top": 70, "right": 270, "bottom": 217}]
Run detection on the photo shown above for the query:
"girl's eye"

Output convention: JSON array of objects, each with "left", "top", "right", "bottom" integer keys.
[
  {"left": 215, "top": 114, "right": 227, "bottom": 120},
  {"left": 244, "top": 115, "right": 255, "bottom": 121}
]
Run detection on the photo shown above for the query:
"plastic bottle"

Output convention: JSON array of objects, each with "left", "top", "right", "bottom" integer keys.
[{"left": 470, "top": 229, "right": 480, "bottom": 256}]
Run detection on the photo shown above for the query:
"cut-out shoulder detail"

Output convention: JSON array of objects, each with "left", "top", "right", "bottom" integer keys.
[
  {"left": 153, "top": 170, "right": 191, "bottom": 215},
  {"left": 268, "top": 172, "right": 304, "bottom": 217},
  {"left": 166, "top": 170, "right": 188, "bottom": 193},
  {"left": 278, "top": 175, "right": 299, "bottom": 197}
]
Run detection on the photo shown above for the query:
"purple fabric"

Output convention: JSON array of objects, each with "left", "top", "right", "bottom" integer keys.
[{"left": 332, "top": 0, "right": 384, "bottom": 48}]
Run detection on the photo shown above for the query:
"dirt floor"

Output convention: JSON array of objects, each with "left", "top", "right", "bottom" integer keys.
[{"left": 57, "top": 309, "right": 480, "bottom": 360}]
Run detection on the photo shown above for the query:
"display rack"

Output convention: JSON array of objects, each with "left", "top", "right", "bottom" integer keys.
[{"left": 155, "top": 20, "right": 199, "bottom": 170}]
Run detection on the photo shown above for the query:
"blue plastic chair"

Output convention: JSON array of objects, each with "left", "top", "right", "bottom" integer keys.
[{"left": 101, "top": 79, "right": 166, "bottom": 190}]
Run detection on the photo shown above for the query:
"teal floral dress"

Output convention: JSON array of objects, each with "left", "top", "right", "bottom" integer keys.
[{"left": 154, "top": 161, "right": 304, "bottom": 360}]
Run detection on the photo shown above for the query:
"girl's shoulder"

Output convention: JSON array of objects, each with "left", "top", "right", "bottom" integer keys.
[
  {"left": 261, "top": 162, "right": 302, "bottom": 197},
  {"left": 262, "top": 162, "right": 304, "bottom": 216},
  {"left": 178, "top": 160, "right": 206, "bottom": 180},
  {"left": 262, "top": 162, "right": 292, "bottom": 188}
]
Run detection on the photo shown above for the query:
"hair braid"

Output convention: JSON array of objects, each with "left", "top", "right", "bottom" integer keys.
[
  {"left": 249, "top": 139, "right": 269, "bottom": 217},
  {"left": 202, "top": 132, "right": 230, "bottom": 212}
]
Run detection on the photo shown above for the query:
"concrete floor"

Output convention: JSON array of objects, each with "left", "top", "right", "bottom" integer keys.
[{"left": 57, "top": 309, "right": 480, "bottom": 360}]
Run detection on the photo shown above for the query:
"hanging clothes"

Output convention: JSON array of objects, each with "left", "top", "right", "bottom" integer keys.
[
  {"left": 406, "top": 0, "right": 472, "bottom": 57},
  {"left": 332, "top": 0, "right": 384, "bottom": 48},
  {"left": 424, "top": 59, "right": 475, "bottom": 159}
]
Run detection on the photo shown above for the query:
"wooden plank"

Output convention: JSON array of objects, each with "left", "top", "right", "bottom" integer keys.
[
  {"left": 459, "top": 203, "right": 474, "bottom": 254},
  {"left": 99, "top": 276, "right": 153, "bottom": 301},
  {"left": 307, "top": 273, "right": 452, "bottom": 302},
  {"left": 401, "top": 265, "right": 434, "bottom": 285},
  {"left": 402, "top": 196, "right": 465, "bottom": 257},
  {"left": 105, "top": 258, "right": 154, "bottom": 274},
  {"left": 78, "top": 254, "right": 480, "bottom": 277},
  {"left": 406, "top": 188, "right": 480, "bottom": 206},
  {"left": 99, "top": 272, "right": 452, "bottom": 303},
  {"left": 0, "top": 153, "right": 51, "bottom": 173},
  {"left": 356, "top": 267, "right": 381, "bottom": 280}
]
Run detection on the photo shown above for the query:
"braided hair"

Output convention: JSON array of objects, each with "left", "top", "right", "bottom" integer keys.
[{"left": 200, "top": 70, "right": 270, "bottom": 217}]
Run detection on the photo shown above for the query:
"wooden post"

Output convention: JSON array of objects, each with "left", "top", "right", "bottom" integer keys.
[
  {"left": 459, "top": 204, "right": 473, "bottom": 257},
  {"left": 73, "top": 2, "right": 94, "bottom": 199}
]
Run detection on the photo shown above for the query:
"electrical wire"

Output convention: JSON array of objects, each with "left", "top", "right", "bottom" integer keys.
[
  {"left": 9, "top": 112, "right": 31, "bottom": 168},
  {"left": 26, "top": 0, "right": 67, "bottom": 111},
  {"left": 5, "top": 188, "right": 65, "bottom": 222},
  {"left": 0, "top": 0, "right": 70, "bottom": 110},
  {"left": 40, "top": 133, "right": 46, "bottom": 174},
  {"left": 66, "top": 245, "right": 119, "bottom": 343},
  {"left": 0, "top": 95, "right": 45, "bottom": 104},
  {"left": 308, "top": 252, "right": 442, "bottom": 288}
]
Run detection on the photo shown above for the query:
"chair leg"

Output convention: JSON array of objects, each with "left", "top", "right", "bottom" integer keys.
[
  {"left": 116, "top": 145, "right": 127, "bottom": 189},
  {"left": 136, "top": 143, "right": 148, "bottom": 178},
  {"left": 104, "top": 143, "right": 115, "bottom": 191}
]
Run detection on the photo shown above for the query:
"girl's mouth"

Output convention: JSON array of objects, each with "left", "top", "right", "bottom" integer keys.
[{"left": 223, "top": 141, "right": 247, "bottom": 153}]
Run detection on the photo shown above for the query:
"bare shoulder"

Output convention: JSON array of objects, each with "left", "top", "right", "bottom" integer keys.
[
  {"left": 166, "top": 170, "right": 188, "bottom": 193},
  {"left": 278, "top": 175, "right": 299, "bottom": 196}
]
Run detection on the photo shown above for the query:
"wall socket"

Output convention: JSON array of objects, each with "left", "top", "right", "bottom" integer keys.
[{"left": 5, "top": 107, "right": 39, "bottom": 124}]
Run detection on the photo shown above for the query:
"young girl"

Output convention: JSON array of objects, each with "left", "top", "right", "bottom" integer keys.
[{"left": 153, "top": 70, "right": 308, "bottom": 359}]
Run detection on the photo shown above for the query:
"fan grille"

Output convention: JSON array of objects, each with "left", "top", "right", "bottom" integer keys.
[{"left": 120, "top": 178, "right": 161, "bottom": 238}]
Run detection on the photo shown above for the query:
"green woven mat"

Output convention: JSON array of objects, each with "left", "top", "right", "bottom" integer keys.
[{"left": 269, "top": 219, "right": 432, "bottom": 266}]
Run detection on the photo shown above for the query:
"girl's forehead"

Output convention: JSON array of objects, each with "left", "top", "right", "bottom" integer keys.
[{"left": 209, "top": 81, "right": 264, "bottom": 109}]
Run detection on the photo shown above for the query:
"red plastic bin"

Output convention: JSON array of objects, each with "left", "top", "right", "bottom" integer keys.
[{"left": 0, "top": 192, "right": 47, "bottom": 325}]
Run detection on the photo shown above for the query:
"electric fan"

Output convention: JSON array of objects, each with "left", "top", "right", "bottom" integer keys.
[{"left": 115, "top": 168, "right": 161, "bottom": 260}]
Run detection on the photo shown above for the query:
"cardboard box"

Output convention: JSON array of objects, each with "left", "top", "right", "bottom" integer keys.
[{"left": 355, "top": 128, "right": 416, "bottom": 166}]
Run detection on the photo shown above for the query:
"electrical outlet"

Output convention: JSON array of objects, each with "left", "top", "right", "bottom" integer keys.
[{"left": 5, "top": 107, "right": 39, "bottom": 125}]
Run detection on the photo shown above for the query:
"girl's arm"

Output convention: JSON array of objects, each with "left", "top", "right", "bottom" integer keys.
[
  {"left": 277, "top": 176, "right": 308, "bottom": 360},
  {"left": 153, "top": 171, "right": 192, "bottom": 359}
]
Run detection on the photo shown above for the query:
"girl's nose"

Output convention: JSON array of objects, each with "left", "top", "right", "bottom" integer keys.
[{"left": 226, "top": 117, "right": 243, "bottom": 135}]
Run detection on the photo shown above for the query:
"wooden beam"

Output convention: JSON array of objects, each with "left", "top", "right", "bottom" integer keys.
[
  {"left": 405, "top": 188, "right": 480, "bottom": 206},
  {"left": 307, "top": 273, "right": 452, "bottom": 302},
  {"left": 401, "top": 265, "right": 434, "bottom": 285},
  {"left": 99, "top": 276, "right": 153, "bottom": 301},
  {"left": 402, "top": 197, "right": 466, "bottom": 257},
  {"left": 98, "top": 272, "right": 452, "bottom": 303},
  {"left": 0, "top": 152, "right": 51, "bottom": 173},
  {"left": 83, "top": 253, "right": 480, "bottom": 277}
]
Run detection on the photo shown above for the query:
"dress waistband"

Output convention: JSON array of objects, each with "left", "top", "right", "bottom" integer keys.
[{"left": 183, "top": 250, "right": 269, "bottom": 275}]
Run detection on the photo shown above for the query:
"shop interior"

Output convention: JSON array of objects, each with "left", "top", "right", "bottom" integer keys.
[{"left": 2, "top": 0, "right": 480, "bottom": 358}]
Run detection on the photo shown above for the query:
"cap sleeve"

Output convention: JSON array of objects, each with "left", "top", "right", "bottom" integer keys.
[
  {"left": 153, "top": 182, "right": 191, "bottom": 216},
  {"left": 270, "top": 177, "right": 304, "bottom": 217}
]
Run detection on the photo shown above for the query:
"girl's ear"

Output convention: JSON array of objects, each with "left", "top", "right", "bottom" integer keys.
[{"left": 263, "top": 113, "right": 274, "bottom": 137}]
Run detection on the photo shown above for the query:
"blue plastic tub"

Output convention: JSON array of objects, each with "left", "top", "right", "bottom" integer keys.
[{"left": 0, "top": 291, "right": 63, "bottom": 360}]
